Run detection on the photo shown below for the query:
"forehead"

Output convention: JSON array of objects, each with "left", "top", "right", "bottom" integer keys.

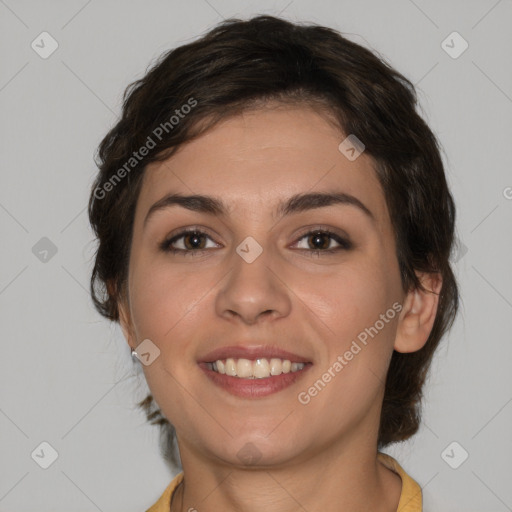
[{"left": 137, "top": 105, "right": 388, "bottom": 224}]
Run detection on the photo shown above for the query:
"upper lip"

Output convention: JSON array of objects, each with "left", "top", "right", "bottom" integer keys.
[{"left": 198, "top": 345, "right": 312, "bottom": 364}]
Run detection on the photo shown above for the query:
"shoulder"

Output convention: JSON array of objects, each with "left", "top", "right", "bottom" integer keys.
[
  {"left": 146, "top": 471, "right": 184, "bottom": 512},
  {"left": 377, "top": 452, "right": 422, "bottom": 512}
]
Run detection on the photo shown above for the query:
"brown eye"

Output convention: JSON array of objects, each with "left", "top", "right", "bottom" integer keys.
[
  {"left": 293, "top": 228, "right": 352, "bottom": 256},
  {"left": 181, "top": 232, "right": 207, "bottom": 250},
  {"left": 160, "top": 229, "right": 218, "bottom": 254},
  {"left": 306, "top": 232, "right": 332, "bottom": 250}
]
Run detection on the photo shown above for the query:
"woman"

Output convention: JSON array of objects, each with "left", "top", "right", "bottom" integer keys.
[{"left": 88, "top": 15, "right": 459, "bottom": 512}]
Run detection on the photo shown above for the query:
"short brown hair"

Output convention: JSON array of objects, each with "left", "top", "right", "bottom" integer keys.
[{"left": 88, "top": 14, "right": 459, "bottom": 466}]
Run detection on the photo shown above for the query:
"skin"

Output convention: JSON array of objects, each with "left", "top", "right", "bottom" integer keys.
[{"left": 118, "top": 103, "right": 442, "bottom": 512}]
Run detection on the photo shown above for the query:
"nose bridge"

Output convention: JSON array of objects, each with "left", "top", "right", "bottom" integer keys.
[{"left": 215, "top": 233, "right": 291, "bottom": 323}]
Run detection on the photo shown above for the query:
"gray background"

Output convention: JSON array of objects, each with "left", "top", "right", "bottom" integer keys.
[{"left": 1, "top": 1, "right": 511, "bottom": 511}]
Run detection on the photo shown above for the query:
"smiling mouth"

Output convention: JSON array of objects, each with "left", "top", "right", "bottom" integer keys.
[{"left": 205, "top": 357, "right": 309, "bottom": 379}]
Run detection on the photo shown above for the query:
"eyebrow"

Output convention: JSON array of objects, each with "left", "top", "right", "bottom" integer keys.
[{"left": 143, "top": 191, "right": 375, "bottom": 228}]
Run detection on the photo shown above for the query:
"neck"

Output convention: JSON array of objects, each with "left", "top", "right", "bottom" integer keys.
[{"left": 171, "top": 430, "right": 401, "bottom": 512}]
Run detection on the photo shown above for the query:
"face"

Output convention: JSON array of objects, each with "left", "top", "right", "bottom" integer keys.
[{"left": 119, "top": 104, "right": 411, "bottom": 467}]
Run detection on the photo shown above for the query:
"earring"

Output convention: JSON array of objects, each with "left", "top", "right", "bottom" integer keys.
[{"left": 131, "top": 348, "right": 138, "bottom": 359}]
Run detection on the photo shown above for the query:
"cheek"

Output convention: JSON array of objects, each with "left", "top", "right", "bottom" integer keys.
[
  {"left": 301, "top": 256, "right": 396, "bottom": 345},
  {"left": 298, "top": 256, "right": 399, "bottom": 403},
  {"left": 297, "top": 276, "right": 398, "bottom": 434},
  {"left": 128, "top": 262, "right": 212, "bottom": 431},
  {"left": 128, "top": 259, "right": 208, "bottom": 344}
]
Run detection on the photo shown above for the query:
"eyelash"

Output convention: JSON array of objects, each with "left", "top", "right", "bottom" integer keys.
[{"left": 159, "top": 226, "right": 352, "bottom": 258}]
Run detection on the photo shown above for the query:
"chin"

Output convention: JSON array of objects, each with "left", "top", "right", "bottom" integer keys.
[{"left": 208, "top": 435, "right": 306, "bottom": 469}]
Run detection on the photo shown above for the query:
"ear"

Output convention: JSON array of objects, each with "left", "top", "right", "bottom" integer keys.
[
  {"left": 394, "top": 272, "right": 442, "bottom": 353},
  {"left": 110, "top": 279, "right": 137, "bottom": 352}
]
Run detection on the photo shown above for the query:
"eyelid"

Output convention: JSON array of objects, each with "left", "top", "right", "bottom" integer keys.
[
  {"left": 292, "top": 224, "right": 350, "bottom": 242},
  {"left": 165, "top": 225, "right": 218, "bottom": 241}
]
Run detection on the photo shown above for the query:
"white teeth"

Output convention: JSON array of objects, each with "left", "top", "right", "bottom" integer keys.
[
  {"left": 225, "top": 358, "right": 237, "bottom": 376},
  {"left": 237, "top": 358, "right": 253, "bottom": 378},
  {"left": 269, "top": 358, "right": 282, "bottom": 375},
  {"left": 208, "top": 357, "right": 306, "bottom": 378},
  {"left": 253, "top": 358, "right": 270, "bottom": 378}
]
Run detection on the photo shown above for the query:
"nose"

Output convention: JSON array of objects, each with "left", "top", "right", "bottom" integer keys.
[{"left": 215, "top": 241, "right": 292, "bottom": 325}]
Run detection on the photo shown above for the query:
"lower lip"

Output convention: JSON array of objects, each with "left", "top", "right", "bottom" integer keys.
[{"left": 199, "top": 363, "right": 313, "bottom": 398}]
